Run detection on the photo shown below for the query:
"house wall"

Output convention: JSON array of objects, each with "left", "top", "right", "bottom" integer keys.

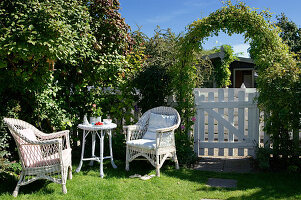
[
  {"left": 202, "top": 55, "right": 258, "bottom": 88},
  {"left": 229, "top": 61, "right": 256, "bottom": 88}
]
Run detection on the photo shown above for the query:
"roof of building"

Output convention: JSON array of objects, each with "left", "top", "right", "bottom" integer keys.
[{"left": 204, "top": 46, "right": 254, "bottom": 64}]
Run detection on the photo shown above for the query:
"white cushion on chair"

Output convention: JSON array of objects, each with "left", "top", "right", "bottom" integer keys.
[
  {"left": 20, "top": 128, "right": 37, "bottom": 141},
  {"left": 142, "top": 113, "right": 175, "bottom": 140},
  {"left": 30, "top": 148, "right": 71, "bottom": 167},
  {"left": 126, "top": 139, "right": 156, "bottom": 150},
  {"left": 19, "top": 129, "right": 43, "bottom": 167}
]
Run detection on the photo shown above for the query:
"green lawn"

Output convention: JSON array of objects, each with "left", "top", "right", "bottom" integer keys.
[{"left": 0, "top": 159, "right": 300, "bottom": 200}]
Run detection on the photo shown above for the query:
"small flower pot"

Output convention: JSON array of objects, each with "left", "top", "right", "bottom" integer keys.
[{"left": 90, "top": 117, "right": 96, "bottom": 125}]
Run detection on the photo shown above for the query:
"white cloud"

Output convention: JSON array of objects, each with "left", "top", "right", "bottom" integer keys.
[{"left": 233, "top": 43, "right": 250, "bottom": 58}]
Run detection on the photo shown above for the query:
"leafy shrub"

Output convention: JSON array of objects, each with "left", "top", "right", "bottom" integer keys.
[
  {"left": 134, "top": 65, "right": 172, "bottom": 113},
  {"left": 0, "top": 0, "right": 134, "bottom": 174},
  {"left": 132, "top": 28, "right": 179, "bottom": 113},
  {"left": 255, "top": 146, "right": 271, "bottom": 170},
  {"left": 0, "top": 161, "right": 22, "bottom": 181},
  {"left": 0, "top": 118, "right": 22, "bottom": 181},
  {"left": 287, "top": 165, "right": 299, "bottom": 174},
  {"left": 175, "top": 132, "right": 198, "bottom": 166},
  {"left": 0, "top": 102, "right": 22, "bottom": 169},
  {"left": 0, "top": 130, "right": 11, "bottom": 177},
  {"left": 276, "top": 13, "right": 301, "bottom": 57}
]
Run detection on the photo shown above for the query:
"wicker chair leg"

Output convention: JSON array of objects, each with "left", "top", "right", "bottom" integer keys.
[
  {"left": 156, "top": 166, "right": 160, "bottom": 177},
  {"left": 13, "top": 172, "right": 24, "bottom": 197},
  {"left": 61, "top": 167, "right": 68, "bottom": 194},
  {"left": 13, "top": 186, "right": 20, "bottom": 197},
  {"left": 125, "top": 161, "right": 129, "bottom": 171},
  {"left": 13, "top": 184, "right": 21, "bottom": 197},
  {"left": 68, "top": 166, "right": 72, "bottom": 180},
  {"left": 62, "top": 184, "right": 67, "bottom": 194},
  {"left": 125, "top": 147, "right": 130, "bottom": 171},
  {"left": 173, "top": 152, "right": 180, "bottom": 170},
  {"left": 156, "top": 154, "right": 160, "bottom": 177}
]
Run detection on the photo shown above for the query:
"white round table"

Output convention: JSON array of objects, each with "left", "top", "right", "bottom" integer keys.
[{"left": 75, "top": 123, "right": 117, "bottom": 178}]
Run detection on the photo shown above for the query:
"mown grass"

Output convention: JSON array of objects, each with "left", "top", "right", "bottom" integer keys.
[{"left": 0, "top": 159, "right": 300, "bottom": 200}]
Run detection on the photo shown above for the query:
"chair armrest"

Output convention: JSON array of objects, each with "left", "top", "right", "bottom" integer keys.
[
  {"left": 123, "top": 125, "right": 140, "bottom": 141},
  {"left": 38, "top": 130, "right": 70, "bottom": 149},
  {"left": 156, "top": 125, "right": 178, "bottom": 133},
  {"left": 39, "top": 130, "right": 69, "bottom": 139},
  {"left": 155, "top": 125, "right": 178, "bottom": 148},
  {"left": 123, "top": 125, "right": 140, "bottom": 131},
  {"left": 23, "top": 138, "right": 61, "bottom": 145}
]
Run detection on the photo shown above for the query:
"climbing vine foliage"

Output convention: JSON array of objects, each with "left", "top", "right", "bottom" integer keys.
[
  {"left": 174, "top": 1, "right": 301, "bottom": 158},
  {"left": 214, "top": 45, "right": 237, "bottom": 88}
]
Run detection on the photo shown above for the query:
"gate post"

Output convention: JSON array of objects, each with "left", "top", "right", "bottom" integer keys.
[{"left": 194, "top": 90, "right": 205, "bottom": 156}]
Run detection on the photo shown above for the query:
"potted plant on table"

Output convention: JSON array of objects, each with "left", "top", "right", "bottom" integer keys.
[{"left": 90, "top": 104, "right": 103, "bottom": 125}]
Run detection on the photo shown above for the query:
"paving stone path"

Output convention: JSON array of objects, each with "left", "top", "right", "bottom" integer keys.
[
  {"left": 194, "top": 157, "right": 254, "bottom": 173},
  {"left": 196, "top": 157, "right": 254, "bottom": 199}
]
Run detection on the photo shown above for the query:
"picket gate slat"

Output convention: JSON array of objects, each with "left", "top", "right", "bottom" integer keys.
[
  {"left": 208, "top": 92, "right": 214, "bottom": 156},
  {"left": 228, "top": 89, "right": 235, "bottom": 156},
  {"left": 247, "top": 93, "right": 255, "bottom": 156},
  {"left": 237, "top": 91, "right": 245, "bottom": 156},
  {"left": 218, "top": 89, "right": 225, "bottom": 156}
]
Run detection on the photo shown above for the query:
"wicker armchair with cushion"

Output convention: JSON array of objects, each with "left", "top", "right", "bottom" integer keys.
[
  {"left": 123, "top": 106, "right": 180, "bottom": 177},
  {"left": 3, "top": 118, "right": 72, "bottom": 197}
]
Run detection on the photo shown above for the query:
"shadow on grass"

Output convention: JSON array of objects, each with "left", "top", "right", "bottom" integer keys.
[
  {"left": 0, "top": 172, "right": 54, "bottom": 196},
  {"left": 73, "top": 158, "right": 156, "bottom": 179},
  {"left": 162, "top": 161, "right": 301, "bottom": 200}
]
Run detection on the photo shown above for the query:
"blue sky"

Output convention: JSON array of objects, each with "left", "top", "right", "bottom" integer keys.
[{"left": 119, "top": 0, "right": 301, "bottom": 57}]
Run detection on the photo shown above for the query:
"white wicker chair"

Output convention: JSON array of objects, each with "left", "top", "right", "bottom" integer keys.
[
  {"left": 3, "top": 118, "right": 72, "bottom": 197},
  {"left": 123, "top": 106, "right": 180, "bottom": 177}
]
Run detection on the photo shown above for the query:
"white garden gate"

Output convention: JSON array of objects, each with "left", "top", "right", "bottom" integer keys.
[{"left": 194, "top": 88, "right": 260, "bottom": 157}]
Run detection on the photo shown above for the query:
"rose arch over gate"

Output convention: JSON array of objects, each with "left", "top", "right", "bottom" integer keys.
[{"left": 174, "top": 2, "right": 300, "bottom": 158}]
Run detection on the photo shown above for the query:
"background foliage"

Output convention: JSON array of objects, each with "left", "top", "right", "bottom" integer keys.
[
  {"left": 133, "top": 27, "right": 213, "bottom": 164},
  {"left": 0, "top": 0, "right": 138, "bottom": 168},
  {"left": 133, "top": 28, "right": 179, "bottom": 113},
  {"left": 276, "top": 13, "right": 301, "bottom": 58}
]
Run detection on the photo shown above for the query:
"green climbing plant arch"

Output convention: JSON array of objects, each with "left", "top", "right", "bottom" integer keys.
[{"left": 173, "top": 1, "right": 300, "bottom": 158}]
